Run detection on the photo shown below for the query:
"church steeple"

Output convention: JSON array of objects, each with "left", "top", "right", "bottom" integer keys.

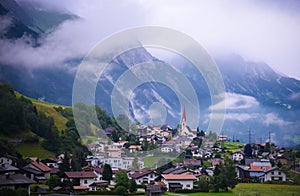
[{"left": 181, "top": 106, "right": 186, "bottom": 128}]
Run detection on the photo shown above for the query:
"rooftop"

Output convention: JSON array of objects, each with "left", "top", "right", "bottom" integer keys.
[
  {"left": 65, "top": 171, "right": 97, "bottom": 179},
  {"left": 31, "top": 161, "right": 51, "bottom": 172},
  {"left": 161, "top": 174, "right": 196, "bottom": 180},
  {"left": 0, "top": 174, "right": 35, "bottom": 185},
  {"left": 130, "top": 169, "right": 154, "bottom": 179}
]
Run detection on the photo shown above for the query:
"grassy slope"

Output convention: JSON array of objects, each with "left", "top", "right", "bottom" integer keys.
[
  {"left": 33, "top": 101, "right": 68, "bottom": 131},
  {"left": 15, "top": 91, "right": 69, "bottom": 131},
  {"left": 13, "top": 91, "right": 70, "bottom": 158},
  {"left": 16, "top": 143, "right": 55, "bottom": 159},
  {"left": 143, "top": 156, "right": 174, "bottom": 168}
]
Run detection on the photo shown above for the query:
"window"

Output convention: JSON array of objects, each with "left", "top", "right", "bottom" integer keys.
[
  {"left": 278, "top": 172, "right": 281, "bottom": 175},
  {"left": 84, "top": 180, "right": 88, "bottom": 184},
  {"left": 271, "top": 172, "right": 274, "bottom": 175},
  {"left": 186, "top": 184, "right": 190, "bottom": 187}
]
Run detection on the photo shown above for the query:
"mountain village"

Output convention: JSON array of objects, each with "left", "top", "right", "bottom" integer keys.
[{"left": 1, "top": 108, "right": 299, "bottom": 196}]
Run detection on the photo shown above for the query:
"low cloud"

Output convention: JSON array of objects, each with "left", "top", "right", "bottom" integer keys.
[
  {"left": 210, "top": 92, "right": 259, "bottom": 111},
  {"left": 0, "top": 15, "right": 13, "bottom": 35},
  {"left": 0, "top": 0, "right": 145, "bottom": 69},
  {"left": 226, "top": 113, "right": 259, "bottom": 122},
  {"left": 263, "top": 113, "right": 291, "bottom": 127}
]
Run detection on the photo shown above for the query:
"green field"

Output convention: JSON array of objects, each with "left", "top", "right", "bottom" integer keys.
[
  {"left": 33, "top": 101, "right": 69, "bottom": 131},
  {"left": 16, "top": 143, "right": 55, "bottom": 159},
  {"left": 15, "top": 91, "right": 69, "bottom": 131},
  {"left": 222, "top": 141, "right": 244, "bottom": 153},
  {"left": 143, "top": 156, "right": 174, "bottom": 168},
  {"left": 163, "top": 183, "right": 300, "bottom": 196}
]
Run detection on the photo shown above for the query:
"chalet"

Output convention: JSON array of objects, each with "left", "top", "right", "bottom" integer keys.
[
  {"left": 65, "top": 171, "right": 97, "bottom": 189},
  {"left": 88, "top": 180, "right": 109, "bottom": 191},
  {"left": 0, "top": 173, "right": 35, "bottom": 195},
  {"left": 128, "top": 145, "right": 142, "bottom": 153},
  {"left": 130, "top": 169, "right": 158, "bottom": 184},
  {"left": 0, "top": 163, "right": 19, "bottom": 174},
  {"left": 259, "top": 167, "right": 286, "bottom": 182},
  {"left": 22, "top": 159, "right": 51, "bottom": 183},
  {"left": 146, "top": 184, "right": 166, "bottom": 196},
  {"left": 236, "top": 165, "right": 250, "bottom": 182},
  {"left": 0, "top": 155, "right": 17, "bottom": 166},
  {"left": 161, "top": 174, "right": 196, "bottom": 192},
  {"left": 42, "top": 158, "right": 60, "bottom": 169},
  {"left": 249, "top": 161, "right": 272, "bottom": 177},
  {"left": 231, "top": 152, "right": 244, "bottom": 162}
]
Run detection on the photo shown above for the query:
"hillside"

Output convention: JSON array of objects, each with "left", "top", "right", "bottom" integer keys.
[{"left": 0, "top": 83, "right": 90, "bottom": 167}]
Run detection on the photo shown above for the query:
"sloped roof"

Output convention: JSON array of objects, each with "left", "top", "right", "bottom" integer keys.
[
  {"left": 22, "top": 166, "right": 43, "bottom": 175},
  {"left": 0, "top": 164, "right": 19, "bottom": 173},
  {"left": 129, "top": 145, "right": 142, "bottom": 149},
  {"left": 249, "top": 162, "right": 272, "bottom": 172},
  {"left": 73, "top": 186, "right": 89, "bottom": 190},
  {"left": 161, "top": 174, "right": 196, "bottom": 180},
  {"left": 31, "top": 161, "right": 51, "bottom": 172},
  {"left": 0, "top": 174, "right": 36, "bottom": 185},
  {"left": 65, "top": 171, "right": 97, "bottom": 179},
  {"left": 130, "top": 169, "right": 155, "bottom": 179},
  {"left": 162, "top": 167, "right": 179, "bottom": 174}
]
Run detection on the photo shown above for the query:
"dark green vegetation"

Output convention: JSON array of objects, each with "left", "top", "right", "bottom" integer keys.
[
  {"left": 0, "top": 188, "right": 29, "bottom": 196},
  {"left": 102, "top": 164, "right": 113, "bottom": 183},
  {"left": 0, "top": 83, "right": 90, "bottom": 169},
  {"left": 190, "top": 158, "right": 238, "bottom": 193},
  {"left": 113, "top": 170, "right": 138, "bottom": 195}
]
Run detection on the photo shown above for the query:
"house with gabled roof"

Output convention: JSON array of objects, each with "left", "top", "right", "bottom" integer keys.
[
  {"left": 0, "top": 163, "right": 19, "bottom": 174},
  {"left": 65, "top": 171, "right": 99, "bottom": 190},
  {"left": 161, "top": 174, "right": 196, "bottom": 192},
  {"left": 22, "top": 158, "right": 51, "bottom": 183},
  {"left": 130, "top": 169, "right": 158, "bottom": 184},
  {"left": 258, "top": 167, "right": 286, "bottom": 182},
  {"left": 249, "top": 161, "right": 272, "bottom": 177},
  {"left": 0, "top": 173, "right": 35, "bottom": 195}
]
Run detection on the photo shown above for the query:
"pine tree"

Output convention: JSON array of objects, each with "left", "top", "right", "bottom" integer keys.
[{"left": 102, "top": 164, "right": 113, "bottom": 183}]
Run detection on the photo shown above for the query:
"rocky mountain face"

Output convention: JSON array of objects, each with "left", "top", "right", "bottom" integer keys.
[{"left": 0, "top": 1, "right": 299, "bottom": 146}]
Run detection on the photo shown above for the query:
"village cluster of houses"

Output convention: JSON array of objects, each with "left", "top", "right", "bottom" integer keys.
[
  {"left": 0, "top": 134, "right": 294, "bottom": 195},
  {"left": 0, "top": 111, "right": 296, "bottom": 195}
]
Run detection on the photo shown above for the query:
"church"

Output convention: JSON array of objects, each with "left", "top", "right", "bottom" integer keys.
[{"left": 178, "top": 107, "right": 196, "bottom": 138}]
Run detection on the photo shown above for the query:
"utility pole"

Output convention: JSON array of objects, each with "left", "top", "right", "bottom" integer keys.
[
  {"left": 248, "top": 128, "right": 252, "bottom": 144},
  {"left": 269, "top": 131, "right": 271, "bottom": 144}
]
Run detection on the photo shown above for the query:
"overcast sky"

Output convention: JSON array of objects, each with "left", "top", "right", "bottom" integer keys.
[{"left": 9, "top": 0, "right": 300, "bottom": 79}]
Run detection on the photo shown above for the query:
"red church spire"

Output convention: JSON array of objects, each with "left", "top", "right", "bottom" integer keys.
[{"left": 182, "top": 106, "right": 186, "bottom": 124}]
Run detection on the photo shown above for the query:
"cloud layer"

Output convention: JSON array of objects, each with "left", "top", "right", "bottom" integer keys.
[{"left": 0, "top": 0, "right": 299, "bottom": 80}]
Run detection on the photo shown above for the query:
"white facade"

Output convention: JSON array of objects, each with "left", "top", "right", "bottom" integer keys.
[
  {"left": 232, "top": 152, "right": 244, "bottom": 162},
  {"left": 88, "top": 156, "right": 144, "bottom": 170},
  {"left": 133, "top": 172, "right": 158, "bottom": 184},
  {"left": 80, "top": 178, "right": 97, "bottom": 187},
  {"left": 161, "top": 146, "right": 174, "bottom": 153},
  {"left": 45, "top": 162, "right": 59, "bottom": 168},
  {"left": 0, "top": 157, "right": 13, "bottom": 165},
  {"left": 260, "top": 169, "right": 286, "bottom": 182},
  {"left": 162, "top": 179, "right": 194, "bottom": 190}
]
